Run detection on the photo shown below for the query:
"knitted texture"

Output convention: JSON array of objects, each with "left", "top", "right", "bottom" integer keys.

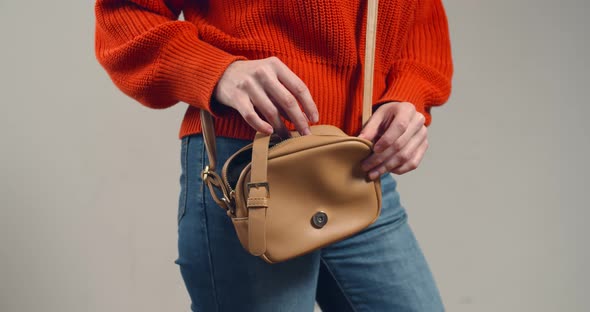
[{"left": 95, "top": 0, "right": 453, "bottom": 140}]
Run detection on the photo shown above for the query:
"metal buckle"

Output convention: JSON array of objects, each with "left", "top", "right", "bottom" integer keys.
[{"left": 247, "top": 182, "right": 270, "bottom": 195}]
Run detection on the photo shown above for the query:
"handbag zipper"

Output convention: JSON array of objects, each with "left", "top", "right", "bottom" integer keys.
[
  {"left": 222, "top": 133, "right": 346, "bottom": 201},
  {"left": 221, "top": 135, "right": 299, "bottom": 195}
]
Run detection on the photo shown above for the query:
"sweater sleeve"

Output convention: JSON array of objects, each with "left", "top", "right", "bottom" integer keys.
[
  {"left": 376, "top": 0, "right": 453, "bottom": 126},
  {"left": 94, "top": 0, "right": 245, "bottom": 112}
]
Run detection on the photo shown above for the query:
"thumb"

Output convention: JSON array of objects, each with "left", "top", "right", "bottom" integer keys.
[{"left": 358, "top": 111, "right": 384, "bottom": 142}]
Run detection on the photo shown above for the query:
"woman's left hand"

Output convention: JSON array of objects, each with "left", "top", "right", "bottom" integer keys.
[{"left": 358, "top": 101, "right": 429, "bottom": 179}]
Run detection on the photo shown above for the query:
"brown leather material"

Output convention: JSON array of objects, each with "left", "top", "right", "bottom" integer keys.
[
  {"left": 247, "top": 206, "right": 267, "bottom": 256},
  {"left": 200, "top": 111, "right": 217, "bottom": 171},
  {"left": 231, "top": 125, "right": 382, "bottom": 263},
  {"left": 363, "top": 0, "right": 379, "bottom": 126},
  {"left": 246, "top": 133, "right": 271, "bottom": 255},
  {"left": 199, "top": 0, "right": 382, "bottom": 263},
  {"left": 250, "top": 132, "right": 271, "bottom": 185}
]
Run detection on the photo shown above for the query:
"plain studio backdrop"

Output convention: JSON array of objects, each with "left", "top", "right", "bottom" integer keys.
[{"left": 1, "top": 1, "right": 588, "bottom": 311}]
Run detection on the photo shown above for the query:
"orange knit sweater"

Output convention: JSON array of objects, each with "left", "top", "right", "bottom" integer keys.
[{"left": 95, "top": 0, "right": 453, "bottom": 140}]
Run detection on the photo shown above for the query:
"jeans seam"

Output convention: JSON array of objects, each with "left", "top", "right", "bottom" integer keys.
[
  {"left": 319, "top": 256, "right": 359, "bottom": 312},
  {"left": 198, "top": 135, "right": 221, "bottom": 312},
  {"left": 178, "top": 138, "right": 189, "bottom": 225}
]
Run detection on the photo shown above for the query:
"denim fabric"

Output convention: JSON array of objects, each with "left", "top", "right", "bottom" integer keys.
[{"left": 175, "top": 134, "right": 444, "bottom": 312}]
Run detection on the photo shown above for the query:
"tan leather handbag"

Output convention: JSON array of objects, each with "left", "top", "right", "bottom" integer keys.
[{"left": 200, "top": 0, "right": 381, "bottom": 264}]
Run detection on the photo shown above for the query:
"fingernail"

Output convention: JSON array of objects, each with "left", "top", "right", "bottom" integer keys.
[
  {"left": 302, "top": 128, "right": 312, "bottom": 136},
  {"left": 368, "top": 171, "right": 379, "bottom": 180},
  {"left": 312, "top": 113, "right": 319, "bottom": 123}
]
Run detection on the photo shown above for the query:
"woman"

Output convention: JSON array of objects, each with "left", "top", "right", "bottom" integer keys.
[{"left": 94, "top": 0, "right": 453, "bottom": 311}]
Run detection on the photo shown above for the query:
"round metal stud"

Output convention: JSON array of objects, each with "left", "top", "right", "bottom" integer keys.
[{"left": 311, "top": 211, "right": 328, "bottom": 229}]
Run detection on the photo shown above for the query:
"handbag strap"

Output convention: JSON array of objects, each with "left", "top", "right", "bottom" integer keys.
[
  {"left": 200, "top": 0, "right": 379, "bottom": 215},
  {"left": 363, "top": 0, "right": 379, "bottom": 126},
  {"left": 245, "top": 133, "right": 271, "bottom": 255}
]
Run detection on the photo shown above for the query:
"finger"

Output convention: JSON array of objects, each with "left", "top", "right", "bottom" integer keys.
[
  {"left": 373, "top": 106, "right": 415, "bottom": 153},
  {"left": 367, "top": 126, "right": 427, "bottom": 179},
  {"left": 358, "top": 110, "right": 385, "bottom": 142},
  {"left": 379, "top": 126, "right": 427, "bottom": 174},
  {"left": 234, "top": 94, "right": 273, "bottom": 134},
  {"left": 271, "top": 57, "right": 319, "bottom": 123},
  {"left": 367, "top": 161, "right": 389, "bottom": 181},
  {"left": 263, "top": 76, "right": 312, "bottom": 136},
  {"left": 275, "top": 104, "right": 298, "bottom": 139},
  {"left": 376, "top": 112, "right": 425, "bottom": 154},
  {"left": 361, "top": 145, "right": 396, "bottom": 173},
  {"left": 240, "top": 77, "right": 291, "bottom": 138},
  {"left": 275, "top": 104, "right": 293, "bottom": 123},
  {"left": 391, "top": 139, "right": 429, "bottom": 175}
]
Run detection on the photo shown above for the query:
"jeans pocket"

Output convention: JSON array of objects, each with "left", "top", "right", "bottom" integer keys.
[{"left": 178, "top": 136, "right": 189, "bottom": 225}]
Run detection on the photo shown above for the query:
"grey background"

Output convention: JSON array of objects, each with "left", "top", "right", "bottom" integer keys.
[{"left": 1, "top": 1, "right": 588, "bottom": 311}]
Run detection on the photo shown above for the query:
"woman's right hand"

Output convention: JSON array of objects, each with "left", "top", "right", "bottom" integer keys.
[{"left": 213, "top": 57, "right": 319, "bottom": 137}]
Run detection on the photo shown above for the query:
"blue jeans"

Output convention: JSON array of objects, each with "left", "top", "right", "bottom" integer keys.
[{"left": 175, "top": 134, "right": 444, "bottom": 312}]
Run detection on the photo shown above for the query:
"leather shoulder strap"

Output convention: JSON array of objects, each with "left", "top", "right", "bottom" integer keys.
[
  {"left": 200, "top": 110, "right": 217, "bottom": 171},
  {"left": 245, "top": 133, "right": 272, "bottom": 255},
  {"left": 362, "top": 0, "right": 378, "bottom": 126}
]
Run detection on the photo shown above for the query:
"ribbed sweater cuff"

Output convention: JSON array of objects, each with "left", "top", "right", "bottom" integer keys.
[
  {"left": 156, "top": 31, "right": 246, "bottom": 116},
  {"left": 376, "top": 70, "right": 432, "bottom": 126}
]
